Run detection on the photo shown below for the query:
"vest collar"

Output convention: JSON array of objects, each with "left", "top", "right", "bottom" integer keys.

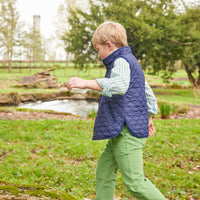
[{"left": 102, "top": 46, "right": 132, "bottom": 69}]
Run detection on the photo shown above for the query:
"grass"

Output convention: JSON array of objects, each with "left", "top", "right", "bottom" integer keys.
[
  {"left": 0, "top": 119, "right": 104, "bottom": 199},
  {"left": 0, "top": 66, "right": 192, "bottom": 86},
  {"left": 0, "top": 85, "right": 57, "bottom": 94},
  {"left": 0, "top": 64, "right": 199, "bottom": 199},
  {"left": 0, "top": 66, "right": 106, "bottom": 93},
  {"left": 51, "top": 67, "right": 105, "bottom": 82},
  {"left": 1, "top": 67, "right": 198, "bottom": 108},
  {"left": 0, "top": 119, "right": 199, "bottom": 199},
  {"left": 155, "top": 88, "right": 200, "bottom": 106},
  {"left": 0, "top": 66, "right": 105, "bottom": 82},
  {"left": 1, "top": 66, "right": 199, "bottom": 107},
  {"left": 145, "top": 69, "right": 192, "bottom": 87},
  {"left": 144, "top": 119, "right": 200, "bottom": 199},
  {"left": 0, "top": 181, "right": 77, "bottom": 200}
]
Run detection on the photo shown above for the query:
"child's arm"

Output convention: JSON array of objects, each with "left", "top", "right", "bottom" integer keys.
[
  {"left": 145, "top": 81, "right": 158, "bottom": 137},
  {"left": 145, "top": 80, "right": 158, "bottom": 115},
  {"left": 67, "top": 58, "right": 130, "bottom": 95},
  {"left": 96, "top": 58, "right": 130, "bottom": 97},
  {"left": 66, "top": 77, "right": 103, "bottom": 91}
]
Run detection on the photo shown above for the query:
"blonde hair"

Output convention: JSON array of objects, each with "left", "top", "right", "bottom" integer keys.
[{"left": 92, "top": 21, "right": 128, "bottom": 48}]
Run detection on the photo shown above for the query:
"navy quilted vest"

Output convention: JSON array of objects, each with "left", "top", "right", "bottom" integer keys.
[{"left": 93, "top": 46, "right": 149, "bottom": 140}]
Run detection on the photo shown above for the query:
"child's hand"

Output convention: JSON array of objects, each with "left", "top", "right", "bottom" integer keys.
[
  {"left": 66, "top": 77, "right": 87, "bottom": 90},
  {"left": 148, "top": 116, "right": 155, "bottom": 137}
]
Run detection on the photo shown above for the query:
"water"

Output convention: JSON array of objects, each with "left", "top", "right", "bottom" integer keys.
[{"left": 18, "top": 99, "right": 99, "bottom": 118}]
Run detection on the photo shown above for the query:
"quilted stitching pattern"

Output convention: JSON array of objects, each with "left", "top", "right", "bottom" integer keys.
[{"left": 93, "top": 46, "right": 148, "bottom": 140}]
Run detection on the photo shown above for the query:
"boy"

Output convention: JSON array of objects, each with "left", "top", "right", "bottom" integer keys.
[{"left": 66, "top": 22, "right": 166, "bottom": 200}]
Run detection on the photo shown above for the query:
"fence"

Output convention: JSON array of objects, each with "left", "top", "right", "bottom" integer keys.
[
  {"left": 0, "top": 60, "right": 105, "bottom": 79},
  {"left": 0, "top": 60, "right": 68, "bottom": 70}
]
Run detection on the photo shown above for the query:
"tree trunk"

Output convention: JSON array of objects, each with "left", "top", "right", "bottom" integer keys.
[
  {"left": 8, "top": 60, "right": 12, "bottom": 73},
  {"left": 184, "top": 63, "right": 200, "bottom": 89},
  {"left": 197, "top": 64, "right": 200, "bottom": 87},
  {"left": 8, "top": 47, "right": 13, "bottom": 73}
]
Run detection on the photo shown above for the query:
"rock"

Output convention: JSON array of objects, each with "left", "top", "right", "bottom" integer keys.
[
  {"left": 0, "top": 89, "right": 100, "bottom": 106},
  {"left": 34, "top": 92, "right": 57, "bottom": 101},
  {"left": 20, "top": 94, "right": 35, "bottom": 102},
  {"left": 15, "top": 69, "right": 58, "bottom": 89},
  {"left": 85, "top": 90, "right": 100, "bottom": 100},
  {"left": 0, "top": 92, "right": 21, "bottom": 106}
]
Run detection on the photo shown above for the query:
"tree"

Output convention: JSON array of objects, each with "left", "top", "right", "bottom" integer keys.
[
  {"left": 62, "top": 0, "right": 104, "bottom": 68},
  {"left": 22, "top": 29, "right": 45, "bottom": 61},
  {"left": 128, "top": 0, "right": 200, "bottom": 88},
  {"left": 176, "top": 5, "right": 200, "bottom": 88},
  {"left": 0, "top": 0, "right": 24, "bottom": 72},
  {"left": 63, "top": 0, "right": 200, "bottom": 88},
  {"left": 54, "top": 1, "right": 71, "bottom": 61}
]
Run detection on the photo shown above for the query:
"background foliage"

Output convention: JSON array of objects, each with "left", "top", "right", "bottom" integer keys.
[{"left": 62, "top": 0, "right": 200, "bottom": 88}]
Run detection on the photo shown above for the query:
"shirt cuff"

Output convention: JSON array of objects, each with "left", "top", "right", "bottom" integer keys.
[{"left": 96, "top": 78, "right": 112, "bottom": 97}]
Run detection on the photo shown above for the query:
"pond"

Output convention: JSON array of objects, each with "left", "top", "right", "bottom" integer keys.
[{"left": 18, "top": 99, "right": 99, "bottom": 118}]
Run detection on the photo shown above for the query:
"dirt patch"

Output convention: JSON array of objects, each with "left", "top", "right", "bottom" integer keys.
[
  {"left": 170, "top": 105, "right": 200, "bottom": 119},
  {"left": 0, "top": 111, "right": 82, "bottom": 121},
  {"left": 172, "top": 77, "right": 189, "bottom": 81},
  {"left": 0, "top": 106, "right": 200, "bottom": 121}
]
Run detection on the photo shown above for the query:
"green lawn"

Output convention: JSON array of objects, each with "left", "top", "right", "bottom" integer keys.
[
  {"left": 0, "top": 119, "right": 199, "bottom": 199},
  {"left": 145, "top": 69, "right": 192, "bottom": 87},
  {"left": 0, "top": 66, "right": 191, "bottom": 87},
  {"left": 0, "top": 64, "right": 199, "bottom": 199},
  {"left": 1, "top": 67, "right": 198, "bottom": 107},
  {"left": 0, "top": 66, "right": 105, "bottom": 82},
  {"left": 154, "top": 88, "right": 200, "bottom": 106},
  {"left": 0, "top": 66, "right": 106, "bottom": 93}
]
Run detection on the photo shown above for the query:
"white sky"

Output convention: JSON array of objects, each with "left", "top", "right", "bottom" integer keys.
[
  {"left": 17, "top": 0, "right": 197, "bottom": 39},
  {"left": 17, "top": 0, "right": 64, "bottom": 38}
]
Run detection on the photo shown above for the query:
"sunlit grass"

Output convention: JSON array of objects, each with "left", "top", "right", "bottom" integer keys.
[{"left": 0, "top": 119, "right": 199, "bottom": 199}]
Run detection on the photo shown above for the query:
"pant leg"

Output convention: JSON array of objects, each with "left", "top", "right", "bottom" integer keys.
[
  {"left": 95, "top": 139, "right": 118, "bottom": 200},
  {"left": 112, "top": 126, "right": 167, "bottom": 200}
]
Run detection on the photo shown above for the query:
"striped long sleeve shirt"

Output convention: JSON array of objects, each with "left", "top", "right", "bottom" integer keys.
[{"left": 96, "top": 58, "right": 158, "bottom": 115}]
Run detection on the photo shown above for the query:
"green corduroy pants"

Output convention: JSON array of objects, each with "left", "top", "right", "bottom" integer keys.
[{"left": 95, "top": 125, "right": 166, "bottom": 200}]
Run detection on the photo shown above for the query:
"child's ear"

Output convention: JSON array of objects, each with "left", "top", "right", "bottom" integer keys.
[{"left": 106, "top": 41, "right": 114, "bottom": 50}]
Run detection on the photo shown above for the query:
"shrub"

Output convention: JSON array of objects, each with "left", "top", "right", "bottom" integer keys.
[{"left": 160, "top": 103, "right": 171, "bottom": 119}]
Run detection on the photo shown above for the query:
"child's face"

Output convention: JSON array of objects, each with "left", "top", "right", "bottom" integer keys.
[
  {"left": 95, "top": 44, "right": 111, "bottom": 59},
  {"left": 95, "top": 42, "right": 119, "bottom": 60}
]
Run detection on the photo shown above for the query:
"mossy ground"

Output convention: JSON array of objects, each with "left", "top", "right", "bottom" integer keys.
[{"left": 0, "top": 181, "right": 77, "bottom": 200}]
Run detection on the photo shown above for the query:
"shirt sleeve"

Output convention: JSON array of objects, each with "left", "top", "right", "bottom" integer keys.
[
  {"left": 145, "top": 80, "right": 158, "bottom": 115},
  {"left": 96, "top": 57, "right": 130, "bottom": 97}
]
